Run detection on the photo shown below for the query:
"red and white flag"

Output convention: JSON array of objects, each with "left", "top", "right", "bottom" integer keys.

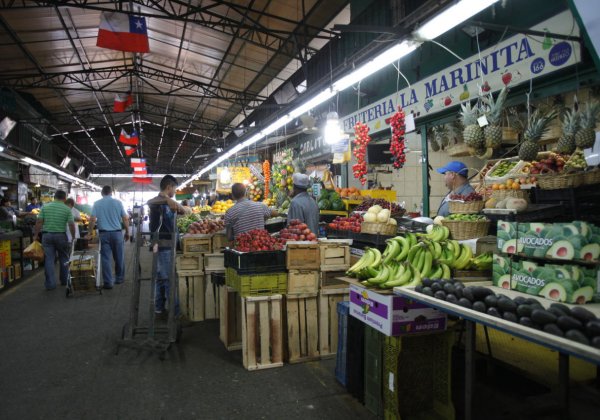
[
  {"left": 123, "top": 145, "right": 137, "bottom": 156},
  {"left": 113, "top": 92, "right": 133, "bottom": 112},
  {"left": 132, "top": 177, "right": 152, "bottom": 184},
  {"left": 133, "top": 166, "right": 147, "bottom": 175},
  {"left": 130, "top": 158, "right": 146, "bottom": 168},
  {"left": 97, "top": 12, "right": 149, "bottom": 53},
  {"left": 119, "top": 129, "right": 139, "bottom": 146}
]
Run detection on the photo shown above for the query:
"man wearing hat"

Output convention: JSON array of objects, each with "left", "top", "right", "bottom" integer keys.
[
  {"left": 436, "top": 161, "right": 476, "bottom": 216},
  {"left": 287, "top": 173, "right": 319, "bottom": 236},
  {"left": 225, "top": 182, "right": 276, "bottom": 240}
]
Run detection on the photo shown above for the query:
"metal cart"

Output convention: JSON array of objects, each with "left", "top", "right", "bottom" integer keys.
[{"left": 66, "top": 238, "right": 102, "bottom": 297}]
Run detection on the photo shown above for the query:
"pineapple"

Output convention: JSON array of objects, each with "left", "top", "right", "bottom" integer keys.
[
  {"left": 429, "top": 127, "right": 440, "bottom": 152},
  {"left": 518, "top": 109, "right": 558, "bottom": 161},
  {"left": 575, "top": 102, "right": 600, "bottom": 149},
  {"left": 460, "top": 102, "right": 484, "bottom": 150},
  {"left": 555, "top": 109, "right": 579, "bottom": 154},
  {"left": 484, "top": 87, "right": 508, "bottom": 149}
]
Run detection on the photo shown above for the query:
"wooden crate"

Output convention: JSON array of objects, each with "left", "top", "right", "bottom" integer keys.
[
  {"left": 285, "top": 293, "right": 320, "bottom": 363},
  {"left": 242, "top": 294, "right": 284, "bottom": 370},
  {"left": 288, "top": 270, "right": 318, "bottom": 294},
  {"left": 219, "top": 286, "right": 242, "bottom": 351},
  {"left": 212, "top": 233, "right": 229, "bottom": 252},
  {"left": 176, "top": 254, "right": 204, "bottom": 272},
  {"left": 204, "top": 253, "right": 225, "bottom": 271},
  {"left": 319, "top": 242, "right": 351, "bottom": 271},
  {"left": 204, "top": 273, "right": 221, "bottom": 320},
  {"left": 319, "top": 271, "right": 348, "bottom": 288},
  {"left": 178, "top": 271, "right": 205, "bottom": 322},
  {"left": 318, "top": 287, "right": 350, "bottom": 358},
  {"left": 286, "top": 242, "right": 320, "bottom": 270},
  {"left": 182, "top": 235, "right": 212, "bottom": 254}
]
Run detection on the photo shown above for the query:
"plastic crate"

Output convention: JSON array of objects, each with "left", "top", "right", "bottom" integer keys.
[
  {"left": 346, "top": 314, "right": 365, "bottom": 403},
  {"left": 335, "top": 301, "right": 350, "bottom": 386},
  {"left": 223, "top": 249, "right": 286, "bottom": 274},
  {"left": 383, "top": 331, "right": 454, "bottom": 420},
  {"left": 226, "top": 267, "right": 287, "bottom": 297},
  {"left": 364, "top": 326, "right": 384, "bottom": 417}
]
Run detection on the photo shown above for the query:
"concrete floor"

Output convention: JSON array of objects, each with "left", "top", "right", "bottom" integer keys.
[{"left": 0, "top": 243, "right": 375, "bottom": 420}]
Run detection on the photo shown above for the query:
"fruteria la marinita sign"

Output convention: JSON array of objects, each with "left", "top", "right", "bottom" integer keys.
[{"left": 341, "top": 10, "right": 581, "bottom": 135}]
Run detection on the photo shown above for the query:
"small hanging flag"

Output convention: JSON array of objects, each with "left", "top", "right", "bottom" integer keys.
[
  {"left": 97, "top": 12, "right": 150, "bottom": 53},
  {"left": 133, "top": 166, "right": 147, "bottom": 175},
  {"left": 130, "top": 158, "right": 146, "bottom": 168},
  {"left": 113, "top": 92, "right": 133, "bottom": 112},
  {"left": 119, "top": 129, "right": 139, "bottom": 146},
  {"left": 132, "top": 177, "right": 152, "bottom": 184},
  {"left": 124, "top": 145, "right": 137, "bottom": 156}
]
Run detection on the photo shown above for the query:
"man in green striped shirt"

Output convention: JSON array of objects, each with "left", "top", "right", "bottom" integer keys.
[{"left": 33, "top": 190, "right": 76, "bottom": 290}]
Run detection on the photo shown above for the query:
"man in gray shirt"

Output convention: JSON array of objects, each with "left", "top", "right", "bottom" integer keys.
[{"left": 287, "top": 173, "right": 319, "bottom": 236}]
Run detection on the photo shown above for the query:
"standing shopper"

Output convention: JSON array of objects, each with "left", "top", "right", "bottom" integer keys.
[
  {"left": 147, "top": 175, "right": 186, "bottom": 318},
  {"left": 33, "top": 190, "right": 76, "bottom": 290},
  {"left": 287, "top": 173, "right": 319, "bottom": 236},
  {"left": 65, "top": 198, "right": 82, "bottom": 243},
  {"left": 88, "top": 186, "right": 130, "bottom": 289},
  {"left": 224, "top": 183, "right": 276, "bottom": 241}
]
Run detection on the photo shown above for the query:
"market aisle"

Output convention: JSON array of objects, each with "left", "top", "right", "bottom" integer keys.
[{"left": 0, "top": 242, "right": 374, "bottom": 420}]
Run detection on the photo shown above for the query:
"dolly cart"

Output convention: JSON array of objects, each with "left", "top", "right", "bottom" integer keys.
[
  {"left": 116, "top": 203, "right": 181, "bottom": 360},
  {"left": 66, "top": 238, "right": 102, "bottom": 297}
]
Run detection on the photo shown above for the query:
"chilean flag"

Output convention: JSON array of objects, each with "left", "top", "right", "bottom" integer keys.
[
  {"left": 113, "top": 92, "right": 133, "bottom": 112},
  {"left": 133, "top": 177, "right": 152, "bottom": 184},
  {"left": 130, "top": 158, "right": 146, "bottom": 168},
  {"left": 124, "top": 145, "right": 137, "bottom": 156},
  {"left": 133, "top": 166, "right": 147, "bottom": 175},
  {"left": 97, "top": 12, "right": 149, "bottom": 53},
  {"left": 119, "top": 129, "right": 139, "bottom": 146}
]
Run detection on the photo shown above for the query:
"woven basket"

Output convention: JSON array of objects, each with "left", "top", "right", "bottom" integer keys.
[
  {"left": 441, "top": 219, "right": 490, "bottom": 240},
  {"left": 583, "top": 169, "right": 600, "bottom": 185},
  {"left": 360, "top": 222, "right": 396, "bottom": 236},
  {"left": 490, "top": 189, "right": 530, "bottom": 202},
  {"left": 537, "top": 171, "right": 584, "bottom": 190},
  {"left": 448, "top": 200, "right": 485, "bottom": 214}
]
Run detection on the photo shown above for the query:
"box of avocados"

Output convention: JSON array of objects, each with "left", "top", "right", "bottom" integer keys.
[
  {"left": 492, "top": 254, "right": 599, "bottom": 304},
  {"left": 496, "top": 221, "right": 600, "bottom": 264}
]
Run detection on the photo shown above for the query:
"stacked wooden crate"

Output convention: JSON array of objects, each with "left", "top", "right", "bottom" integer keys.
[
  {"left": 204, "top": 252, "right": 225, "bottom": 320},
  {"left": 177, "top": 234, "right": 212, "bottom": 322}
]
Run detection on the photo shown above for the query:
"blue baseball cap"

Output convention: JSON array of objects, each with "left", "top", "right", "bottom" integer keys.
[{"left": 437, "top": 161, "right": 468, "bottom": 177}]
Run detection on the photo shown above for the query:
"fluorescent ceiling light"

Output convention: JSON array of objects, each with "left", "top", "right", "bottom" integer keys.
[
  {"left": 324, "top": 112, "right": 342, "bottom": 144},
  {"left": 22, "top": 157, "right": 101, "bottom": 190},
  {"left": 76, "top": 165, "right": 85, "bottom": 175},
  {"left": 60, "top": 156, "right": 71, "bottom": 168},
  {"left": 289, "top": 89, "right": 336, "bottom": 119},
  {"left": 89, "top": 174, "right": 189, "bottom": 178},
  {"left": 0, "top": 145, "right": 4, "bottom": 153},
  {"left": 414, "top": 0, "right": 500, "bottom": 41}
]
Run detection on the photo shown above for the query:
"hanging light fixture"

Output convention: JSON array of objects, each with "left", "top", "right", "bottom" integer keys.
[{"left": 324, "top": 112, "right": 342, "bottom": 144}]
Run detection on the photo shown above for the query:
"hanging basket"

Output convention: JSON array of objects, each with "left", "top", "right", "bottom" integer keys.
[{"left": 441, "top": 219, "right": 490, "bottom": 240}]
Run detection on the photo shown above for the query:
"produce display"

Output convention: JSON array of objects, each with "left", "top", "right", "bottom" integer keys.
[
  {"left": 178, "top": 215, "right": 225, "bottom": 234},
  {"left": 328, "top": 213, "right": 363, "bottom": 232},
  {"left": 334, "top": 186, "right": 362, "bottom": 199},
  {"left": 488, "top": 197, "right": 528, "bottom": 212},
  {"left": 483, "top": 87, "right": 508, "bottom": 149},
  {"left": 353, "top": 198, "right": 405, "bottom": 216},
  {"left": 317, "top": 189, "right": 345, "bottom": 211},
  {"left": 445, "top": 213, "right": 488, "bottom": 221},
  {"left": 575, "top": 101, "right": 599, "bottom": 149},
  {"left": 234, "top": 229, "right": 285, "bottom": 252},
  {"left": 488, "top": 160, "right": 518, "bottom": 178},
  {"left": 278, "top": 219, "right": 317, "bottom": 242},
  {"left": 79, "top": 213, "right": 89, "bottom": 225},
  {"left": 518, "top": 109, "right": 558, "bottom": 161},
  {"left": 352, "top": 122, "right": 371, "bottom": 185},
  {"left": 389, "top": 106, "right": 407, "bottom": 169},
  {"left": 521, "top": 152, "right": 567, "bottom": 175},
  {"left": 272, "top": 149, "right": 295, "bottom": 194},
  {"left": 556, "top": 109, "right": 579, "bottom": 154},
  {"left": 460, "top": 101, "right": 485, "bottom": 155},
  {"left": 362, "top": 205, "right": 397, "bottom": 226},
  {"left": 564, "top": 150, "right": 588, "bottom": 171},
  {"left": 247, "top": 176, "right": 265, "bottom": 201},
  {"left": 449, "top": 192, "right": 483, "bottom": 202},
  {"left": 414, "top": 280, "right": 600, "bottom": 349},
  {"left": 490, "top": 177, "right": 537, "bottom": 190},
  {"left": 211, "top": 200, "right": 234, "bottom": 214},
  {"left": 192, "top": 205, "right": 212, "bottom": 213},
  {"left": 263, "top": 160, "right": 271, "bottom": 199}
]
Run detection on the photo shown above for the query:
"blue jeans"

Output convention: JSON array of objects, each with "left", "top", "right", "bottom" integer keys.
[
  {"left": 155, "top": 249, "right": 179, "bottom": 314},
  {"left": 99, "top": 231, "right": 125, "bottom": 287},
  {"left": 42, "top": 233, "right": 70, "bottom": 290}
]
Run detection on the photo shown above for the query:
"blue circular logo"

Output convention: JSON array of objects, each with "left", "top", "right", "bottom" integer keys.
[
  {"left": 548, "top": 42, "right": 572, "bottom": 67},
  {"left": 530, "top": 58, "right": 545, "bottom": 74}
]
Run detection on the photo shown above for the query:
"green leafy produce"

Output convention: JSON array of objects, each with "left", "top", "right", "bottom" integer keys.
[
  {"left": 176, "top": 214, "right": 202, "bottom": 233},
  {"left": 446, "top": 213, "right": 487, "bottom": 221}
]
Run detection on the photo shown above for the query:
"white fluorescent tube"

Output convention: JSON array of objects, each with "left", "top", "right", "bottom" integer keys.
[
  {"left": 262, "top": 115, "right": 292, "bottom": 136},
  {"left": 414, "top": 0, "right": 500, "bottom": 41},
  {"left": 22, "top": 157, "right": 101, "bottom": 190},
  {"left": 289, "top": 88, "right": 336, "bottom": 119}
]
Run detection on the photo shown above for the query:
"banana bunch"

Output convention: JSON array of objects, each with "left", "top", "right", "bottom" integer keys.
[
  {"left": 381, "top": 233, "right": 417, "bottom": 264},
  {"left": 346, "top": 248, "right": 382, "bottom": 279},
  {"left": 405, "top": 242, "right": 452, "bottom": 280},
  {"left": 468, "top": 252, "right": 493, "bottom": 270},
  {"left": 417, "top": 224, "right": 450, "bottom": 242},
  {"left": 361, "top": 260, "right": 422, "bottom": 289}
]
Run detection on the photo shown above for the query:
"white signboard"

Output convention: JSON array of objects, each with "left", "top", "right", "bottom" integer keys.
[{"left": 342, "top": 11, "right": 581, "bottom": 134}]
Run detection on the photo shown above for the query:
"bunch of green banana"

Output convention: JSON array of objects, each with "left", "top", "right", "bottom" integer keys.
[
  {"left": 381, "top": 233, "right": 416, "bottom": 264},
  {"left": 452, "top": 243, "right": 473, "bottom": 270},
  {"left": 469, "top": 252, "right": 493, "bottom": 270},
  {"left": 403, "top": 242, "right": 450, "bottom": 280},
  {"left": 417, "top": 224, "right": 450, "bottom": 242},
  {"left": 346, "top": 248, "right": 381, "bottom": 278},
  {"left": 368, "top": 261, "right": 422, "bottom": 289}
]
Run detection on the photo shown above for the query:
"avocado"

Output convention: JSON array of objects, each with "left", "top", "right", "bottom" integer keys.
[
  {"left": 472, "top": 301, "right": 487, "bottom": 313},
  {"left": 549, "top": 303, "right": 571, "bottom": 316},
  {"left": 570, "top": 306, "right": 597, "bottom": 323},
  {"left": 553, "top": 267, "right": 571, "bottom": 280},
  {"left": 421, "top": 287, "right": 433, "bottom": 296},
  {"left": 557, "top": 315, "right": 583, "bottom": 332},
  {"left": 516, "top": 304, "right": 533, "bottom": 318},
  {"left": 497, "top": 221, "right": 515, "bottom": 234},
  {"left": 497, "top": 298, "right": 517, "bottom": 314},
  {"left": 434, "top": 290, "right": 447, "bottom": 300},
  {"left": 454, "top": 286, "right": 464, "bottom": 299},
  {"left": 529, "top": 223, "right": 546, "bottom": 236},
  {"left": 569, "top": 266, "right": 582, "bottom": 282},
  {"left": 591, "top": 336, "right": 600, "bottom": 349},
  {"left": 521, "top": 261, "right": 538, "bottom": 274},
  {"left": 579, "top": 243, "right": 600, "bottom": 262},
  {"left": 543, "top": 323, "right": 564, "bottom": 337},
  {"left": 525, "top": 297, "right": 542, "bottom": 306},
  {"left": 484, "top": 295, "right": 498, "bottom": 308},
  {"left": 569, "top": 286, "right": 594, "bottom": 304},
  {"left": 487, "top": 307, "right": 502, "bottom": 318},
  {"left": 446, "top": 294, "right": 458, "bottom": 304},
  {"left": 472, "top": 286, "right": 494, "bottom": 300},
  {"left": 497, "top": 230, "right": 510, "bottom": 242},
  {"left": 519, "top": 317, "right": 536, "bottom": 329},
  {"left": 457, "top": 298, "right": 473, "bottom": 309},
  {"left": 586, "top": 320, "right": 600, "bottom": 337},
  {"left": 462, "top": 287, "right": 474, "bottom": 302},
  {"left": 422, "top": 278, "right": 434, "bottom": 287},
  {"left": 493, "top": 254, "right": 508, "bottom": 268},
  {"left": 501, "top": 239, "right": 523, "bottom": 255},
  {"left": 443, "top": 283, "right": 456, "bottom": 295},
  {"left": 562, "top": 224, "right": 579, "bottom": 236},
  {"left": 539, "top": 282, "right": 567, "bottom": 302},
  {"left": 546, "top": 240, "right": 575, "bottom": 261},
  {"left": 496, "top": 274, "right": 511, "bottom": 290},
  {"left": 574, "top": 221, "right": 592, "bottom": 240},
  {"left": 531, "top": 309, "right": 558, "bottom": 325},
  {"left": 565, "top": 329, "right": 589, "bottom": 345},
  {"left": 503, "top": 312, "right": 518, "bottom": 323},
  {"left": 431, "top": 282, "right": 443, "bottom": 293}
]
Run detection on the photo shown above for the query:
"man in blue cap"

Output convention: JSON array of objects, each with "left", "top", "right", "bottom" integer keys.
[{"left": 436, "top": 161, "right": 475, "bottom": 216}]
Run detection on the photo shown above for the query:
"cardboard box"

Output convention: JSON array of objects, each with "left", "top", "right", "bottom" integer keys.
[
  {"left": 496, "top": 221, "right": 600, "bottom": 264},
  {"left": 349, "top": 284, "right": 447, "bottom": 336},
  {"left": 492, "top": 253, "right": 599, "bottom": 304}
]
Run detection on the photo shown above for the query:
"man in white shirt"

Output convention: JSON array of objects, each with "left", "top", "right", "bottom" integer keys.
[{"left": 65, "top": 198, "right": 82, "bottom": 243}]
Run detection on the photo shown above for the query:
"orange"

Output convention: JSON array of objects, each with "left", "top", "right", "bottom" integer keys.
[
  {"left": 512, "top": 183, "right": 520, "bottom": 190},
  {"left": 498, "top": 184, "right": 507, "bottom": 190},
  {"left": 492, "top": 184, "right": 499, "bottom": 190}
]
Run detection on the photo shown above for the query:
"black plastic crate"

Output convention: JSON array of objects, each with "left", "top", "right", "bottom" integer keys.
[
  {"left": 364, "top": 326, "right": 384, "bottom": 417},
  {"left": 346, "top": 314, "right": 365, "bottom": 403},
  {"left": 223, "top": 248, "right": 286, "bottom": 274}
]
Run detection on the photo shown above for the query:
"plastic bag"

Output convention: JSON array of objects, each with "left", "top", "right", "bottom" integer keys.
[{"left": 24, "top": 240, "right": 44, "bottom": 262}]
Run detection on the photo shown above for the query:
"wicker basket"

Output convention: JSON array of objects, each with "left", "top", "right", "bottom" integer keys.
[
  {"left": 441, "top": 219, "right": 490, "bottom": 240},
  {"left": 448, "top": 200, "right": 485, "bottom": 214},
  {"left": 583, "top": 169, "right": 600, "bottom": 185},
  {"left": 537, "top": 171, "right": 584, "bottom": 190},
  {"left": 360, "top": 221, "right": 396, "bottom": 236},
  {"left": 490, "top": 189, "right": 530, "bottom": 202}
]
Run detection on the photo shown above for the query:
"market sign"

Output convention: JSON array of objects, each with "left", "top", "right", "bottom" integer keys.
[
  {"left": 215, "top": 166, "right": 251, "bottom": 194},
  {"left": 341, "top": 11, "right": 581, "bottom": 135}
]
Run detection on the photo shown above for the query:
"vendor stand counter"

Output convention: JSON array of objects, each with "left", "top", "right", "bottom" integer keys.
[{"left": 393, "top": 285, "right": 600, "bottom": 420}]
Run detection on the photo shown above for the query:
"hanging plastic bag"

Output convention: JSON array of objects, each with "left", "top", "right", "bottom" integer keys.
[{"left": 24, "top": 240, "right": 45, "bottom": 262}]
